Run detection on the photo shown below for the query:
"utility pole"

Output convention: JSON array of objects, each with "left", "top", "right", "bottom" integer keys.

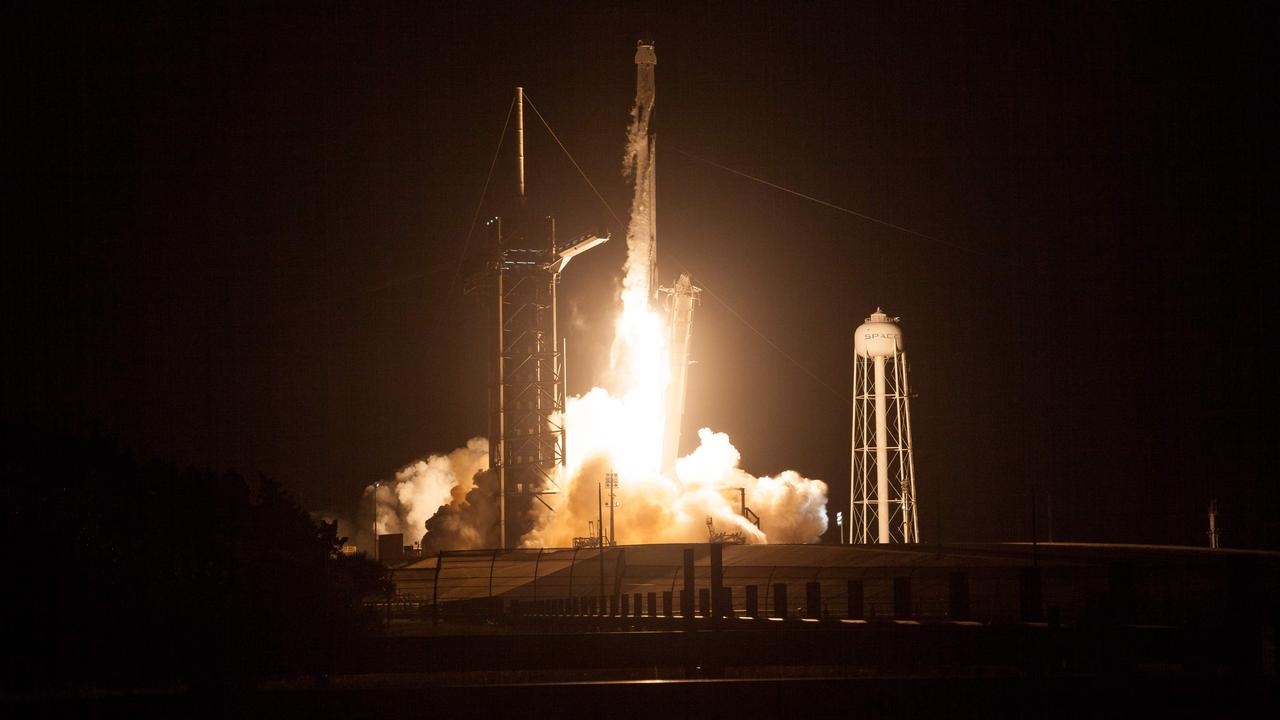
[
  {"left": 606, "top": 472, "right": 619, "bottom": 546},
  {"left": 597, "top": 482, "right": 605, "bottom": 604},
  {"left": 372, "top": 481, "right": 380, "bottom": 562},
  {"left": 1208, "top": 500, "right": 1220, "bottom": 549}
]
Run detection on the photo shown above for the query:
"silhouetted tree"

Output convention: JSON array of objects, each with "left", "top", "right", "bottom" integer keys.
[{"left": 0, "top": 421, "right": 388, "bottom": 691}]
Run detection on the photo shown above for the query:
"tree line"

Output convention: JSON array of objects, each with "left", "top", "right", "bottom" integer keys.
[{"left": 1, "top": 421, "right": 388, "bottom": 692}]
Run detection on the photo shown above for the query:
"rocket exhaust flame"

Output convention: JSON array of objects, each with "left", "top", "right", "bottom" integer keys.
[{"left": 368, "top": 43, "right": 829, "bottom": 550}]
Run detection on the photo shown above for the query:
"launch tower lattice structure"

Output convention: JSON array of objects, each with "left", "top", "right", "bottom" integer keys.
[
  {"left": 463, "top": 86, "right": 607, "bottom": 549},
  {"left": 465, "top": 218, "right": 606, "bottom": 549},
  {"left": 466, "top": 220, "right": 564, "bottom": 550},
  {"left": 850, "top": 308, "right": 920, "bottom": 544}
]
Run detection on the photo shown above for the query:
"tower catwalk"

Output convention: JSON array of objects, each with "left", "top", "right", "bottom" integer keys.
[{"left": 850, "top": 309, "right": 920, "bottom": 544}]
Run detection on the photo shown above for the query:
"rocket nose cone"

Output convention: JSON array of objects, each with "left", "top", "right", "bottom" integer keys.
[{"left": 635, "top": 42, "right": 657, "bottom": 65}]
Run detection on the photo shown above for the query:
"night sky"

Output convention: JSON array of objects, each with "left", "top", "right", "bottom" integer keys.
[{"left": 10, "top": 2, "right": 1276, "bottom": 548}]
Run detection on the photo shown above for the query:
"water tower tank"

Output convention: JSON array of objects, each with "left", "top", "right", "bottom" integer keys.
[{"left": 854, "top": 308, "right": 904, "bottom": 358}]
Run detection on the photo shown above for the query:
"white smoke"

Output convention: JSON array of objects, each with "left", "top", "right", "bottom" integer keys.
[
  {"left": 366, "top": 438, "right": 488, "bottom": 547},
  {"left": 523, "top": 416, "right": 829, "bottom": 547}
]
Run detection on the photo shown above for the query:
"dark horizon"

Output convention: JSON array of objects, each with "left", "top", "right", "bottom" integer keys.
[{"left": 8, "top": 2, "right": 1277, "bottom": 550}]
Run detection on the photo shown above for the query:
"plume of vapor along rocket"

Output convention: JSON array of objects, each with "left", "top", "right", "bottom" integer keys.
[{"left": 621, "top": 42, "right": 656, "bottom": 306}]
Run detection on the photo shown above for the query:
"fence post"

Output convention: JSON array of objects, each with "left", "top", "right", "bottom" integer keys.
[
  {"left": 431, "top": 550, "right": 445, "bottom": 625},
  {"left": 847, "top": 579, "right": 864, "bottom": 619},
  {"left": 568, "top": 547, "right": 578, "bottom": 602},
  {"left": 710, "top": 542, "right": 725, "bottom": 622},
  {"left": 612, "top": 547, "right": 628, "bottom": 619},
  {"left": 682, "top": 548, "right": 695, "bottom": 623},
  {"left": 805, "top": 581, "right": 821, "bottom": 619},
  {"left": 488, "top": 548, "right": 500, "bottom": 598},
  {"left": 893, "top": 576, "right": 912, "bottom": 620},
  {"left": 532, "top": 547, "right": 544, "bottom": 603}
]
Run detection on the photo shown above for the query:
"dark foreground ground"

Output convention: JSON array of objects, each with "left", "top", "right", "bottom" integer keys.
[
  {"left": 7, "top": 621, "right": 1276, "bottom": 719},
  {"left": 8, "top": 670, "right": 1277, "bottom": 719}
]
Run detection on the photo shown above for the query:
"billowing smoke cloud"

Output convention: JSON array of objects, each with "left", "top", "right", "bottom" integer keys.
[
  {"left": 421, "top": 468, "right": 506, "bottom": 552},
  {"left": 522, "top": 417, "right": 828, "bottom": 547},
  {"left": 362, "top": 438, "right": 489, "bottom": 550},
  {"left": 679, "top": 429, "right": 829, "bottom": 543}
]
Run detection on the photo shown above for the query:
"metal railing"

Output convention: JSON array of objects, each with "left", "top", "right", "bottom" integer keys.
[{"left": 388, "top": 542, "right": 1276, "bottom": 629}]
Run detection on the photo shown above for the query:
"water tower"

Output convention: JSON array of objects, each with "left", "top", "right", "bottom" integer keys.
[{"left": 850, "top": 308, "right": 920, "bottom": 543}]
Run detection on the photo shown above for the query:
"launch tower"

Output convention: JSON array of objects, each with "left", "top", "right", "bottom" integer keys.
[{"left": 464, "top": 89, "right": 607, "bottom": 548}]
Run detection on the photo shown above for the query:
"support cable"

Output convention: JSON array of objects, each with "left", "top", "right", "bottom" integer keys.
[
  {"left": 667, "top": 144, "right": 1052, "bottom": 281},
  {"left": 523, "top": 94, "right": 626, "bottom": 230},
  {"left": 667, "top": 144, "right": 977, "bottom": 256},
  {"left": 692, "top": 279, "right": 851, "bottom": 407},
  {"left": 455, "top": 95, "right": 516, "bottom": 286}
]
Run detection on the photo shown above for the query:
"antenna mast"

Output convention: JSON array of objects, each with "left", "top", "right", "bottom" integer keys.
[{"left": 516, "top": 87, "right": 526, "bottom": 204}]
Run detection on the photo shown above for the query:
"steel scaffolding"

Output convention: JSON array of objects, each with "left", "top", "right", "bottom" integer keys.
[{"left": 466, "top": 216, "right": 606, "bottom": 548}]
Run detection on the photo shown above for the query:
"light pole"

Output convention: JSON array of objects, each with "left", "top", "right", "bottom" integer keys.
[
  {"left": 372, "top": 481, "right": 381, "bottom": 562},
  {"left": 837, "top": 511, "right": 844, "bottom": 545},
  {"left": 605, "top": 472, "right": 619, "bottom": 546}
]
